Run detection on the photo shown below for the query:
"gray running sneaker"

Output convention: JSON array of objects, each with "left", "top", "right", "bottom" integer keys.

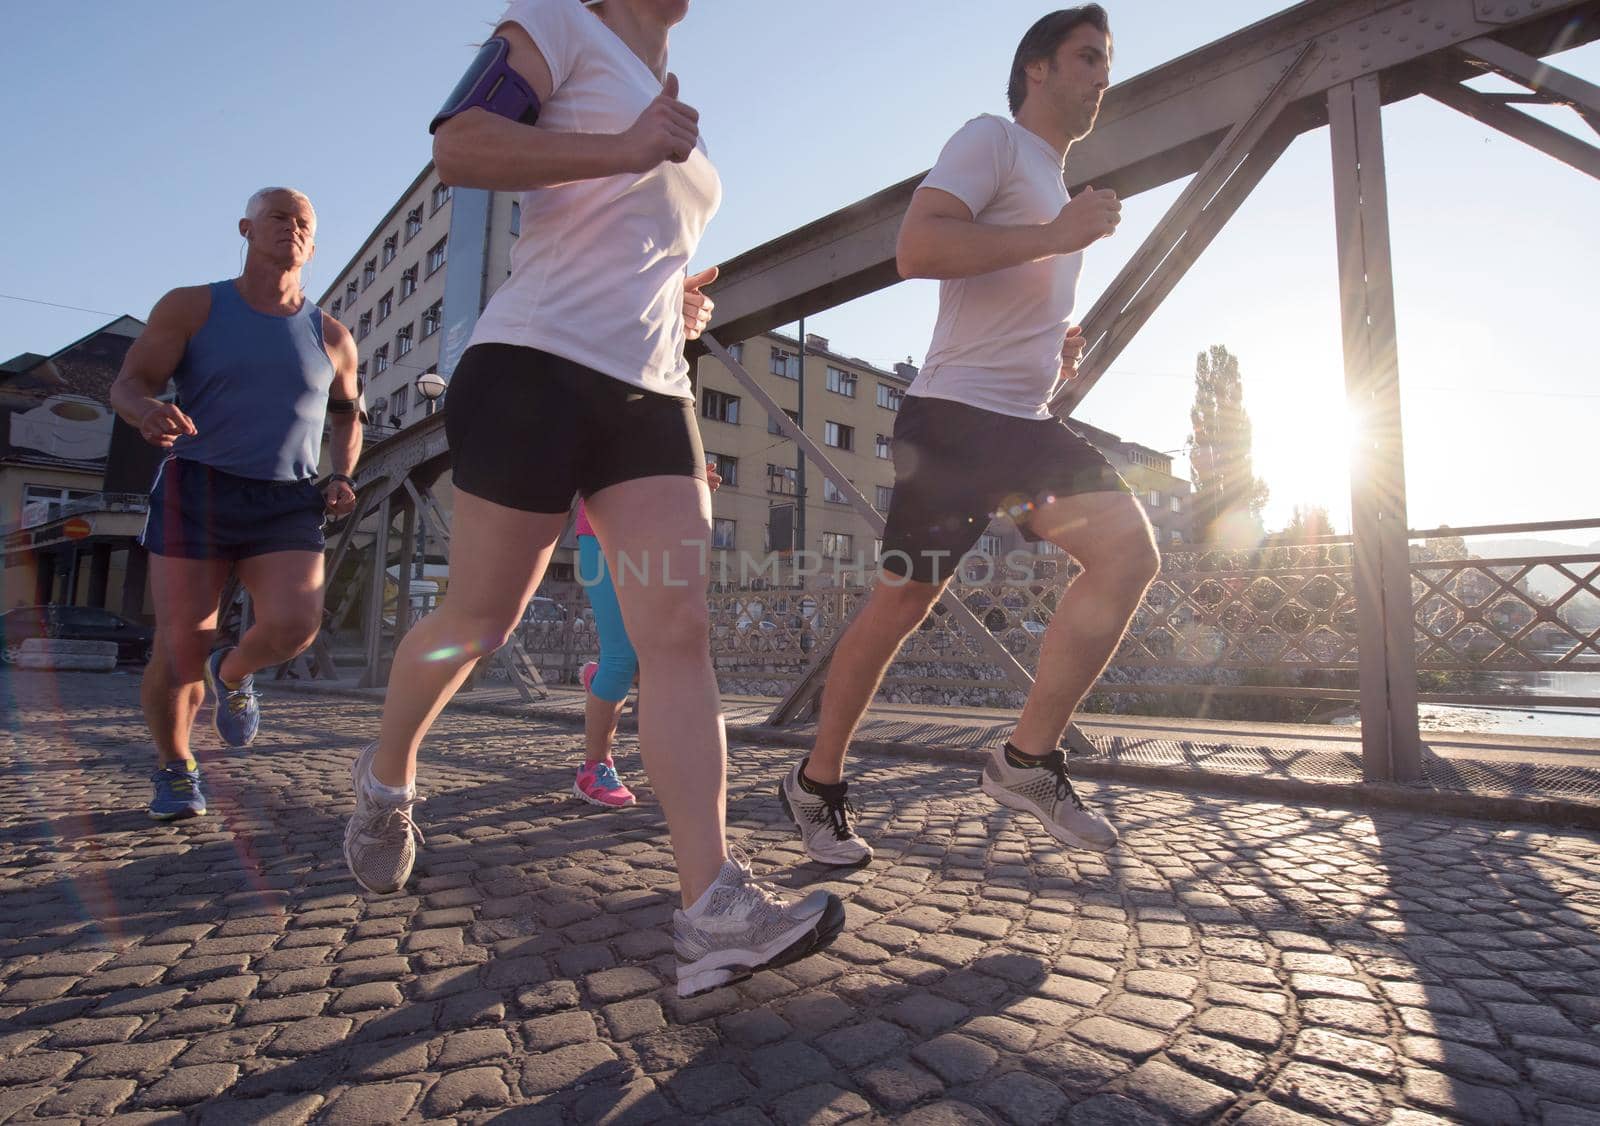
[
  {"left": 344, "top": 741, "right": 424, "bottom": 894},
  {"left": 779, "top": 760, "right": 874, "bottom": 866},
  {"left": 673, "top": 852, "right": 845, "bottom": 998},
  {"left": 980, "top": 745, "right": 1119, "bottom": 852}
]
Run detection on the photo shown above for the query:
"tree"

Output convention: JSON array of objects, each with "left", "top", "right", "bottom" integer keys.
[
  {"left": 1284, "top": 504, "right": 1334, "bottom": 541},
  {"left": 1188, "top": 344, "right": 1269, "bottom": 544}
]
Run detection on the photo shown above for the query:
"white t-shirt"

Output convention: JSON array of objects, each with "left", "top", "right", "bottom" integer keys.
[
  {"left": 908, "top": 114, "right": 1085, "bottom": 420},
  {"left": 467, "top": 0, "right": 722, "bottom": 400}
]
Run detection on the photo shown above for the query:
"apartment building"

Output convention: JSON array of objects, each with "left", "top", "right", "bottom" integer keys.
[
  {"left": 692, "top": 332, "right": 913, "bottom": 577},
  {"left": 316, "top": 164, "right": 520, "bottom": 434},
  {"left": 1070, "top": 420, "right": 1194, "bottom": 548}
]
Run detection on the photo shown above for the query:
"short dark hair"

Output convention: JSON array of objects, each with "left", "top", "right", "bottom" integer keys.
[{"left": 1007, "top": 6, "right": 1112, "bottom": 115}]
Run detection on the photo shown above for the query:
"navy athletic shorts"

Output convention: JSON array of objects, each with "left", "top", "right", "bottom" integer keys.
[{"left": 141, "top": 457, "right": 327, "bottom": 560}]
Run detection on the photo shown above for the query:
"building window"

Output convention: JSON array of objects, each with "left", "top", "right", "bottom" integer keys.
[
  {"left": 874, "top": 433, "right": 891, "bottom": 459},
  {"left": 422, "top": 300, "right": 442, "bottom": 338},
  {"left": 357, "top": 312, "right": 371, "bottom": 341},
  {"left": 701, "top": 389, "right": 740, "bottom": 424},
  {"left": 376, "top": 290, "right": 393, "bottom": 323},
  {"left": 823, "top": 478, "right": 850, "bottom": 505},
  {"left": 709, "top": 453, "right": 738, "bottom": 487},
  {"left": 382, "top": 234, "right": 398, "bottom": 267},
  {"left": 331, "top": 297, "right": 342, "bottom": 316},
  {"left": 1038, "top": 541, "right": 1065, "bottom": 556},
  {"left": 357, "top": 361, "right": 367, "bottom": 380},
  {"left": 1170, "top": 529, "right": 1184, "bottom": 544},
  {"left": 431, "top": 182, "right": 452, "bottom": 213},
  {"left": 427, "top": 237, "right": 448, "bottom": 276},
  {"left": 391, "top": 384, "right": 409, "bottom": 420},
  {"left": 824, "top": 422, "right": 853, "bottom": 451},
  {"left": 768, "top": 408, "right": 798, "bottom": 436},
  {"left": 875, "top": 485, "right": 894, "bottom": 512},
  {"left": 1171, "top": 496, "right": 1182, "bottom": 513},
  {"left": 978, "top": 534, "right": 1001, "bottom": 557},
  {"left": 873, "top": 538, "right": 884, "bottom": 561},
  {"left": 405, "top": 206, "right": 424, "bottom": 242},
  {"left": 1148, "top": 489, "right": 1161, "bottom": 508},
  {"left": 821, "top": 532, "right": 853, "bottom": 559},
  {"left": 510, "top": 200, "right": 521, "bottom": 236},
  {"left": 767, "top": 464, "right": 799, "bottom": 495},
  {"left": 770, "top": 348, "right": 798, "bottom": 379},
  {"left": 362, "top": 258, "right": 376, "bottom": 290},
  {"left": 396, "top": 323, "right": 414, "bottom": 357},
  {"left": 712, "top": 518, "right": 736, "bottom": 550},
  {"left": 21, "top": 485, "right": 95, "bottom": 523},
  {"left": 374, "top": 344, "right": 390, "bottom": 374},
  {"left": 877, "top": 383, "right": 904, "bottom": 411},
  {"left": 400, "top": 265, "right": 418, "bottom": 301},
  {"left": 826, "top": 367, "right": 857, "bottom": 398},
  {"left": 345, "top": 280, "right": 358, "bottom": 305},
  {"left": 728, "top": 342, "right": 744, "bottom": 363}
]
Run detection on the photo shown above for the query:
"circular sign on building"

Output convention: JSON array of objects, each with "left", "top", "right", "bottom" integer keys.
[{"left": 62, "top": 517, "right": 92, "bottom": 540}]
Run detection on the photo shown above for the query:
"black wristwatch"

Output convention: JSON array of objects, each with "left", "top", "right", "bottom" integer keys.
[{"left": 328, "top": 473, "right": 356, "bottom": 489}]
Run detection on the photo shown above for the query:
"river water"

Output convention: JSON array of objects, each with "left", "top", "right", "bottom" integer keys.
[{"left": 1333, "top": 670, "right": 1600, "bottom": 740}]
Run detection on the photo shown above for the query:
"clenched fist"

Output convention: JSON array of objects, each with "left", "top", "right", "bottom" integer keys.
[
  {"left": 683, "top": 265, "right": 717, "bottom": 340},
  {"left": 138, "top": 401, "right": 197, "bottom": 448},
  {"left": 618, "top": 72, "right": 699, "bottom": 173},
  {"left": 1059, "top": 325, "right": 1087, "bottom": 384},
  {"left": 1051, "top": 185, "right": 1121, "bottom": 254}
]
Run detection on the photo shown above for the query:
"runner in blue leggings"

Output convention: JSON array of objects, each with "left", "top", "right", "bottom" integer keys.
[{"left": 572, "top": 459, "right": 720, "bottom": 807}]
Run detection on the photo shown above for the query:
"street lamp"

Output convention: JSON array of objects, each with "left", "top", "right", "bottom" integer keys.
[
  {"left": 412, "top": 372, "right": 448, "bottom": 591},
  {"left": 415, "top": 371, "right": 447, "bottom": 415}
]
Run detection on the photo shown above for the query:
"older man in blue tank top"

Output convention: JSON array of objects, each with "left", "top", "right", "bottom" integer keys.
[{"left": 110, "top": 187, "right": 361, "bottom": 821}]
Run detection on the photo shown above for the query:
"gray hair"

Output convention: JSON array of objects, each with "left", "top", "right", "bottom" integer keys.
[{"left": 245, "top": 186, "right": 314, "bottom": 224}]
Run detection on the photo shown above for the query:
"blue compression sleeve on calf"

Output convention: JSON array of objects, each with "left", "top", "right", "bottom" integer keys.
[
  {"left": 429, "top": 37, "right": 541, "bottom": 135},
  {"left": 579, "top": 536, "right": 637, "bottom": 703}
]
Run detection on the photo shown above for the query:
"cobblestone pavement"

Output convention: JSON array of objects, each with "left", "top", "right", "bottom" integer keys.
[{"left": 3, "top": 670, "right": 1600, "bottom": 1125}]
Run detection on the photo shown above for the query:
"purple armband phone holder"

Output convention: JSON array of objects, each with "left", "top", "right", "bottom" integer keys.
[{"left": 429, "top": 36, "right": 541, "bottom": 135}]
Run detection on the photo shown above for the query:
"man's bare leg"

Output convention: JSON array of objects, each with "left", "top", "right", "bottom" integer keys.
[
  {"left": 805, "top": 578, "right": 944, "bottom": 785},
  {"left": 1009, "top": 491, "right": 1160, "bottom": 757},
  {"left": 144, "top": 555, "right": 230, "bottom": 767}
]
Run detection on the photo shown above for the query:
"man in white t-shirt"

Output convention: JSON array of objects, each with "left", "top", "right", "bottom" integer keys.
[{"left": 780, "top": 6, "right": 1158, "bottom": 863}]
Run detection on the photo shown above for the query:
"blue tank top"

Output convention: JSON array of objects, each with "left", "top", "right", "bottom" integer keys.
[{"left": 170, "top": 280, "right": 335, "bottom": 482}]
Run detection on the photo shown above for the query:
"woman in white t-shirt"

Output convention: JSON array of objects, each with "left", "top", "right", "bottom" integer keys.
[{"left": 341, "top": 0, "right": 843, "bottom": 998}]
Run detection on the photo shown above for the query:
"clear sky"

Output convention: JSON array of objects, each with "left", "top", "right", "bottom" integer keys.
[{"left": 4, "top": 2, "right": 1596, "bottom": 539}]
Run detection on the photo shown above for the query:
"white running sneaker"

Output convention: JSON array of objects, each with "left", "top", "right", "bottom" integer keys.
[
  {"left": 344, "top": 741, "right": 425, "bottom": 894},
  {"left": 673, "top": 852, "right": 845, "bottom": 998},
  {"left": 980, "top": 744, "right": 1119, "bottom": 852},
  {"left": 778, "top": 759, "right": 874, "bottom": 866}
]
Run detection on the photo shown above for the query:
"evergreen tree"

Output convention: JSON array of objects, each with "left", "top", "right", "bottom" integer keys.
[
  {"left": 1188, "top": 345, "right": 1270, "bottom": 543},
  {"left": 1285, "top": 504, "right": 1334, "bottom": 541}
]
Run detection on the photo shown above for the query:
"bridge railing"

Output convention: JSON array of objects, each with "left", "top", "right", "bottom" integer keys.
[{"left": 505, "top": 518, "right": 1599, "bottom": 718}]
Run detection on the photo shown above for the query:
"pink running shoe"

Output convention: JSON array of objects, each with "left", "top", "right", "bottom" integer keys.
[
  {"left": 581, "top": 661, "right": 599, "bottom": 693},
  {"left": 575, "top": 758, "right": 637, "bottom": 808}
]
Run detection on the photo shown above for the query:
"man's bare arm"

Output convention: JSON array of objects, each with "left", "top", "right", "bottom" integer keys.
[
  {"left": 320, "top": 317, "right": 362, "bottom": 517},
  {"left": 110, "top": 287, "right": 209, "bottom": 448},
  {"left": 896, "top": 185, "right": 1122, "bottom": 281}
]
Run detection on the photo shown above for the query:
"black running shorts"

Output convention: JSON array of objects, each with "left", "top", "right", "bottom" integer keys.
[
  {"left": 445, "top": 344, "right": 705, "bottom": 512},
  {"left": 881, "top": 394, "right": 1130, "bottom": 584}
]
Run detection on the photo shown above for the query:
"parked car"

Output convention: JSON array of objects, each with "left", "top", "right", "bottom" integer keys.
[{"left": 0, "top": 605, "right": 154, "bottom": 664}]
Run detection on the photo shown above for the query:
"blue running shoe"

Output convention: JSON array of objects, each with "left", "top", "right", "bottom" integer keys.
[
  {"left": 149, "top": 764, "right": 206, "bottom": 820},
  {"left": 204, "top": 648, "right": 260, "bottom": 747}
]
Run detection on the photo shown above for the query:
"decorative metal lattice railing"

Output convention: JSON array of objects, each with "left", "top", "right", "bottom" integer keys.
[{"left": 505, "top": 533, "right": 1599, "bottom": 710}]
